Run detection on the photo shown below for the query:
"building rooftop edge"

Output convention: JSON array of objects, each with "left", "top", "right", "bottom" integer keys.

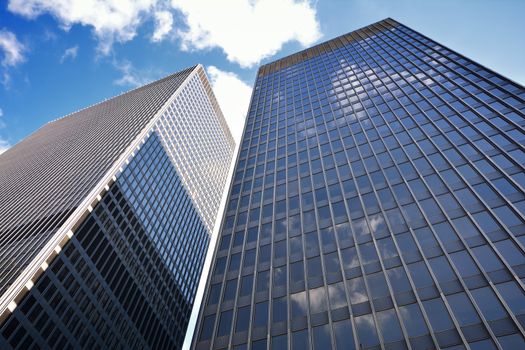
[
  {"left": 0, "top": 65, "right": 199, "bottom": 160},
  {"left": 46, "top": 64, "right": 199, "bottom": 126},
  {"left": 257, "top": 18, "right": 400, "bottom": 77}
]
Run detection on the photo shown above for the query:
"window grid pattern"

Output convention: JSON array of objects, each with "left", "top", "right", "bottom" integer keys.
[
  {"left": 195, "top": 19, "right": 525, "bottom": 350},
  {"left": 0, "top": 65, "right": 234, "bottom": 349},
  {"left": 0, "top": 133, "right": 208, "bottom": 349},
  {"left": 0, "top": 67, "right": 195, "bottom": 297},
  {"left": 157, "top": 72, "right": 235, "bottom": 232}
]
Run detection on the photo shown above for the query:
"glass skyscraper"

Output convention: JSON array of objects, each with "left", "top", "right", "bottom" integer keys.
[
  {"left": 0, "top": 65, "right": 235, "bottom": 349},
  {"left": 194, "top": 18, "right": 525, "bottom": 350}
]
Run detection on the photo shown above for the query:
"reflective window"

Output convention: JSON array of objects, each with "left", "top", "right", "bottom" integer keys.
[{"left": 195, "top": 19, "right": 525, "bottom": 350}]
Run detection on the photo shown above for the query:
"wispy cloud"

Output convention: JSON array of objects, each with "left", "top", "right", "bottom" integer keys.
[
  {"left": 152, "top": 10, "right": 173, "bottom": 42},
  {"left": 112, "top": 59, "right": 156, "bottom": 88},
  {"left": 0, "top": 29, "right": 26, "bottom": 86},
  {"left": 0, "top": 138, "right": 10, "bottom": 154},
  {"left": 0, "top": 108, "right": 5, "bottom": 128},
  {"left": 60, "top": 45, "right": 79, "bottom": 63},
  {"left": 42, "top": 28, "right": 58, "bottom": 42},
  {"left": 0, "top": 108, "right": 10, "bottom": 154},
  {"left": 206, "top": 66, "right": 251, "bottom": 142}
]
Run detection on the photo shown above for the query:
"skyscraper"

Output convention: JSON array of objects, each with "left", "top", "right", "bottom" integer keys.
[
  {"left": 0, "top": 64, "right": 235, "bottom": 349},
  {"left": 194, "top": 18, "right": 525, "bottom": 350}
]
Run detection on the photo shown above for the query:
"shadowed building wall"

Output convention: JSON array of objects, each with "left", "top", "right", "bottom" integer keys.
[{"left": 0, "top": 64, "right": 235, "bottom": 349}]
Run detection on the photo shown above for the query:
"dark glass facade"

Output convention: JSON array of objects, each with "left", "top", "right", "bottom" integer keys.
[
  {"left": 0, "top": 65, "right": 235, "bottom": 349},
  {"left": 0, "top": 133, "right": 208, "bottom": 349},
  {"left": 194, "top": 18, "right": 525, "bottom": 350}
]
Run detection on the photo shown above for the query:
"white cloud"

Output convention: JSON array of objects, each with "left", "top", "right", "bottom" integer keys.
[
  {"left": 60, "top": 45, "right": 78, "bottom": 63},
  {"left": 112, "top": 59, "right": 153, "bottom": 87},
  {"left": 42, "top": 28, "right": 58, "bottom": 42},
  {"left": 113, "top": 59, "right": 143, "bottom": 87},
  {"left": 8, "top": 0, "right": 321, "bottom": 67},
  {"left": 206, "top": 66, "right": 251, "bottom": 143},
  {"left": 0, "top": 30, "right": 25, "bottom": 67},
  {"left": 0, "top": 108, "right": 9, "bottom": 154},
  {"left": 0, "top": 138, "right": 10, "bottom": 154},
  {"left": 0, "top": 29, "right": 26, "bottom": 85},
  {"left": 8, "top": 0, "right": 158, "bottom": 55},
  {"left": 172, "top": 0, "right": 321, "bottom": 67},
  {"left": 0, "top": 108, "right": 4, "bottom": 129},
  {"left": 152, "top": 10, "right": 173, "bottom": 42}
]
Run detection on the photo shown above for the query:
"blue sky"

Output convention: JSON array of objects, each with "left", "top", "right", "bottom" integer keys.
[{"left": 0, "top": 0, "right": 524, "bottom": 153}]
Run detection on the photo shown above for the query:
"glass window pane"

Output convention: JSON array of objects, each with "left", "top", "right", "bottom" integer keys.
[
  {"left": 235, "top": 306, "right": 250, "bottom": 333},
  {"left": 218, "top": 310, "right": 233, "bottom": 337},
  {"left": 292, "top": 329, "right": 309, "bottom": 350},
  {"left": 399, "top": 303, "right": 429, "bottom": 337},
  {"left": 422, "top": 298, "right": 454, "bottom": 332},
  {"left": 377, "top": 309, "right": 404, "bottom": 342},
  {"left": 313, "top": 324, "right": 332, "bottom": 350},
  {"left": 355, "top": 314, "right": 380, "bottom": 348},
  {"left": 254, "top": 301, "right": 268, "bottom": 327},
  {"left": 447, "top": 292, "right": 481, "bottom": 326}
]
